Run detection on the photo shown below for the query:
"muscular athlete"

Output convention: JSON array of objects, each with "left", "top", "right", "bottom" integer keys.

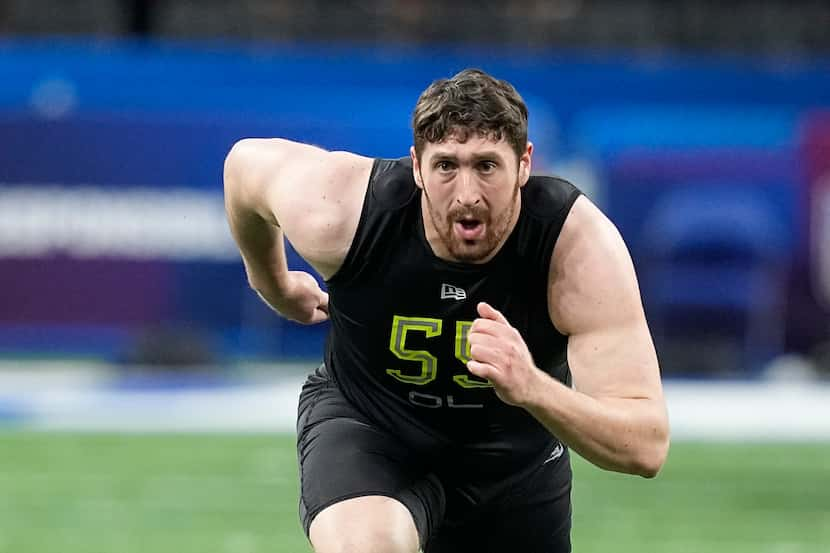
[{"left": 224, "top": 69, "right": 669, "bottom": 553}]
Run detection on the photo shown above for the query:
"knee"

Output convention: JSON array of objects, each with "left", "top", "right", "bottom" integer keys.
[
  {"left": 313, "top": 528, "right": 416, "bottom": 553},
  {"left": 310, "top": 496, "right": 420, "bottom": 553}
]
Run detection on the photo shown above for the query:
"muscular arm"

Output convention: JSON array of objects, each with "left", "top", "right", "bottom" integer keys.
[
  {"left": 467, "top": 196, "right": 669, "bottom": 477},
  {"left": 533, "top": 196, "right": 668, "bottom": 476},
  {"left": 223, "top": 138, "right": 372, "bottom": 320}
]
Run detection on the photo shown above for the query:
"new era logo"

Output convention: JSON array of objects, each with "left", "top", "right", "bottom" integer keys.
[{"left": 441, "top": 283, "right": 467, "bottom": 300}]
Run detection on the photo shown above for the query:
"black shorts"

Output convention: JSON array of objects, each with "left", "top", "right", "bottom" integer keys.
[{"left": 296, "top": 366, "right": 573, "bottom": 553}]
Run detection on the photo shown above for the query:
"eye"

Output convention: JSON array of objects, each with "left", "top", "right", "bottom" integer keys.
[
  {"left": 435, "top": 160, "right": 456, "bottom": 172},
  {"left": 478, "top": 160, "right": 497, "bottom": 173}
]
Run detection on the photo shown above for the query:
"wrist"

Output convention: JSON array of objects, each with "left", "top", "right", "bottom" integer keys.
[{"left": 520, "top": 368, "right": 559, "bottom": 411}]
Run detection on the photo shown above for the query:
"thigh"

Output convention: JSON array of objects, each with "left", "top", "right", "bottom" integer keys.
[
  {"left": 425, "top": 492, "right": 571, "bottom": 553},
  {"left": 425, "top": 451, "right": 573, "bottom": 553},
  {"left": 296, "top": 369, "right": 446, "bottom": 546}
]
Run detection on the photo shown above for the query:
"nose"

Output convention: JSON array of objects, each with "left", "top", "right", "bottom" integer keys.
[{"left": 455, "top": 170, "right": 481, "bottom": 206}]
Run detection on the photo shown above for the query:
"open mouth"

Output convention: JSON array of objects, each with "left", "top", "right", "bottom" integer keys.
[{"left": 454, "top": 219, "right": 484, "bottom": 240}]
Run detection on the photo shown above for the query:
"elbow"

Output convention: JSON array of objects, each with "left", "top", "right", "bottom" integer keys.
[
  {"left": 635, "top": 443, "right": 668, "bottom": 478},
  {"left": 223, "top": 140, "right": 248, "bottom": 197},
  {"left": 224, "top": 139, "right": 258, "bottom": 183},
  {"left": 634, "top": 423, "right": 670, "bottom": 479},
  {"left": 225, "top": 139, "right": 249, "bottom": 170},
  {"left": 224, "top": 137, "right": 283, "bottom": 187},
  {"left": 223, "top": 139, "right": 282, "bottom": 225}
]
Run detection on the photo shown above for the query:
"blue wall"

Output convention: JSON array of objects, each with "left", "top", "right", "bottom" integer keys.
[{"left": 1, "top": 38, "right": 828, "bottom": 368}]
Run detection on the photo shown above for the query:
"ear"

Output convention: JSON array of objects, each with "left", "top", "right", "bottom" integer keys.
[
  {"left": 518, "top": 141, "right": 533, "bottom": 187},
  {"left": 410, "top": 146, "right": 424, "bottom": 189}
]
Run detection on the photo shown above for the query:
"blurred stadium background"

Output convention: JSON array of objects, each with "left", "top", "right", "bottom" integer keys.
[{"left": 1, "top": 1, "right": 829, "bottom": 552}]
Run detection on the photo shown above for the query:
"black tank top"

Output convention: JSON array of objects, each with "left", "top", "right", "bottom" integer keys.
[{"left": 325, "top": 157, "right": 581, "bottom": 473}]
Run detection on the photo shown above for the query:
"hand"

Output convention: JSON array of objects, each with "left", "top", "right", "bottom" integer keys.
[
  {"left": 466, "top": 302, "right": 542, "bottom": 406},
  {"left": 255, "top": 270, "right": 329, "bottom": 325}
]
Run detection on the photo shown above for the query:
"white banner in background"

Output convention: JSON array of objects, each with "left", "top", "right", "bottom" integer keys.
[{"left": 0, "top": 185, "right": 239, "bottom": 261}]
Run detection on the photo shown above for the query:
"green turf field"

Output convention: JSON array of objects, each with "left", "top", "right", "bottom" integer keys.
[{"left": 0, "top": 433, "right": 827, "bottom": 553}]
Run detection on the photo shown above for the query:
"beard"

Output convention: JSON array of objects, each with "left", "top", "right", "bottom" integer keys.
[{"left": 424, "top": 180, "right": 520, "bottom": 263}]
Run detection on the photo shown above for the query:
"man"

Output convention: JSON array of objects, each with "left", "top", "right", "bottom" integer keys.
[{"left": 224, "top": 68, "right": 669, "bottom": 553}]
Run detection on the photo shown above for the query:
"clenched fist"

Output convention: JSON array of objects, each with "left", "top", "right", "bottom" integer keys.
[{"left": 466, "top": 302, "right": 544, "bottom": 406}]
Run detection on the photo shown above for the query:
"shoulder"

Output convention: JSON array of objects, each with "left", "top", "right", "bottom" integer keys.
[
  {"left": 549, "top": 196, "right": 641, "bottom": 334},
  {"left": 521, "top": 175, "right": 582, "bottom": 220},
  {"left": 367, "top": 157, "right": 419, "bottom": 209},
  {"left": 226, "top": 138, "right": 372, "bottom": 186},
  {"left": 556, "top": 195, "right": 625, "bottom": 259}
]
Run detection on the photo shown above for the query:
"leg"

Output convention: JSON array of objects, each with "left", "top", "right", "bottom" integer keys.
[
  {"left": 425, "top": 489, "right": 571, "bottom": 553},
  {"left": 425, "top": 448, "right": 573, "bottom": 553},
  {"left": 296, "top": 367, "right": 446, "bottom": 552},
  {"left": 309, "top": 495, "right": 419, "bottom": 553}
]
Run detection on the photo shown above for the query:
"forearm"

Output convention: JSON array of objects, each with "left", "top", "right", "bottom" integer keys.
[
  {"left": 523, "top": 371, "right": 669, "bottom": 477},
  {"left": 227, "top": 208, "right": 295, "bottom": 312},
  {"left": 231, "top": 210, "right": 287, "bottom": 287},
  {"left": 223, "top": 141, "right": 290, "bottom": 298}
]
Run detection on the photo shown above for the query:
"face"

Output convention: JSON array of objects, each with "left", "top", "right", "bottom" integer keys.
[{"left": 411, "top": 133, "right": 532, "bottom": 263}]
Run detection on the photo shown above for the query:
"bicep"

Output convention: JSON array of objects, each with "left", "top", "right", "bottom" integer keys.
[{"left": 549, "top": 196, "right": 662, "bottom": 400}]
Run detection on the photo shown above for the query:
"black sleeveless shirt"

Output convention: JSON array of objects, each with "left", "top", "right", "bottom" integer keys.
[{"left": 325, "top": 157, "right": 581, "bottom": 475}]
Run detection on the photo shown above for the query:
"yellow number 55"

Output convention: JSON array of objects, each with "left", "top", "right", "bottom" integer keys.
[{"left": 387, "top": 316, "right": 492, "bottom": 389}]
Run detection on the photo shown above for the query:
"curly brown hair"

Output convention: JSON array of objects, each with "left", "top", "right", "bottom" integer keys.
[{"left": 412, "top": 68, "right": 529, "bottom": 162}]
